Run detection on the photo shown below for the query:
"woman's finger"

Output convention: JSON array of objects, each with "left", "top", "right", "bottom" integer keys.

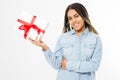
[
  {"left": 28, "top": 38, "right": 34, "bottom": 42},
  {"left": 28, "top": 38, "right": 36, "bottom": 44},
  {"left": 35, "top": 36, "right": 38, "bottom": 42}
]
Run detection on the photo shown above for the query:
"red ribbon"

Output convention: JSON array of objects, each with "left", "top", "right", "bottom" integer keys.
[{"left": 17, "top": 16, "right": 45, "bottom": 39}]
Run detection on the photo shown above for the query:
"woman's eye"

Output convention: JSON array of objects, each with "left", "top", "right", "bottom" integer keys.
[{"left": 68, "top": 18, "right": 72, "bottom": 20}]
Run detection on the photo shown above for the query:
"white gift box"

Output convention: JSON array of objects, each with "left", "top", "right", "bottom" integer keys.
[{"left": 15, "top": 12, "right": 48, "bottom": 40}]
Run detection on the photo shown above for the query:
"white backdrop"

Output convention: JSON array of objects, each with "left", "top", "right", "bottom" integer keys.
[{"left": 0, "top": 0, "right": 120, "bottom": 80}]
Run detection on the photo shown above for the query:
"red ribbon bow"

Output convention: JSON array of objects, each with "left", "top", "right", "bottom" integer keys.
[{"left": 17, "top": 16, "right": 45, "bottom": 39}]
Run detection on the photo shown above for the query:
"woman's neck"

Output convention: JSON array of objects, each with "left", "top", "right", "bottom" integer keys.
[{"left": 76, "top": 26, "right": 85, "bottom": 36}]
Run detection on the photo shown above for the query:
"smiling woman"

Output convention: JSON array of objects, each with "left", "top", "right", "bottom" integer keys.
[
  {"left": 67, "top": 9, "right": 85, "bottom": 36},
  {"left": 63, "top": 3, "right": 98, "bottom": 35},
  {"left": 29, "top": 2, "right": 102, "bottom": 80}
]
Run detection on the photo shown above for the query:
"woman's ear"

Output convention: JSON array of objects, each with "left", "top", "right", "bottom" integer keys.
[
  {"left": 66, "top": 21, "right": 73, "bottom": 30},
  {"left": 66, "top": 21, "right": 70, "bottom": 27}
]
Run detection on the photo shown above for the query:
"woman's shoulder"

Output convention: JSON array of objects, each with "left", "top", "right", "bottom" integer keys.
[
  {"left": 86, "top": 31, "right": 102, "bottom": 42},
  {"left": 60, "top": 30, "right": 73, "bottom": 38},
  {"left": 88, "top": 31, "right": 100, "bottom": 38}
]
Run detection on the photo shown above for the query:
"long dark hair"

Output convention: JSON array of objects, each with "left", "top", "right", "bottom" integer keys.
[{"left": 63, "top": 3, "right": 98, "bottom": 34}]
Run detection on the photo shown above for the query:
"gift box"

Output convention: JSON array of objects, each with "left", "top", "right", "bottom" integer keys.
[{"left": 15, "top": 12, "right": 48, "bottom": 40}]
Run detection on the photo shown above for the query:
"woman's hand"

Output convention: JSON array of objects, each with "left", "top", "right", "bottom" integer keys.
[
  {"left": 28, "top": 37, "right": 48, "bottom": 51},
  {"left": 61, "top": 58, "right": 67, "bottom": 69}
]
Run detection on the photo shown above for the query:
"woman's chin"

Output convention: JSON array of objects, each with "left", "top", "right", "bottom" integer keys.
[{"left": 74, "top": 28, "right": 81, "bottom": 31}]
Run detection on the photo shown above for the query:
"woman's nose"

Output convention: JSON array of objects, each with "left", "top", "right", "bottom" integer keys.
[{"left": 71, "top": 18, "right": 77, "bottom": 23}]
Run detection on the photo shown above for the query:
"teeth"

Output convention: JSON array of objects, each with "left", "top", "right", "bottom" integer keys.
[{"left": 74, "top": 24, "right": 78, "bottom": 27}]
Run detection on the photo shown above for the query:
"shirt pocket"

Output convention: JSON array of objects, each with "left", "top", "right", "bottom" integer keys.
[
  {"left": 62, "top": 44, "right": 73, "bottom": 59},
  {"left": 81, "top": 43, "right": 96, "bottom": 60}
]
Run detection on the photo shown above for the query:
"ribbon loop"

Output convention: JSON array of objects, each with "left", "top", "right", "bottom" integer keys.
[{"left": 17, "top": 16, "right": 45, "bottom": 39}]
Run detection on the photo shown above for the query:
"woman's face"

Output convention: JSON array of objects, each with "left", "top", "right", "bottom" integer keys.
[{"left": 67, "top": 9, "right": 85, "bottom": 32}]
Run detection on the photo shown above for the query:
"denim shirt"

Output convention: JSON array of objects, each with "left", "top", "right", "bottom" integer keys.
[{"left": 43, "top": 28, "right": 102, "bottom": 80}]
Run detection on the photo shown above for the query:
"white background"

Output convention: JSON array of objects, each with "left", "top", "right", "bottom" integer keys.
[{"left": 0, "top": 0, "right": 120, "bottom": 80}]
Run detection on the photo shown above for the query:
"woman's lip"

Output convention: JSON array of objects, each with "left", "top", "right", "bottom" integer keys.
[{"left": 73, "top": 23, "right": 78, "bottom": 27}]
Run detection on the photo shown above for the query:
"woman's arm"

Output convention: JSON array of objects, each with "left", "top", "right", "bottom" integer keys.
[
  {"left": 29, "top": 36, "right": 63, "bottom": 70},
  {"left": 61, "top": 36, "right": 102, "bottom": 73}
]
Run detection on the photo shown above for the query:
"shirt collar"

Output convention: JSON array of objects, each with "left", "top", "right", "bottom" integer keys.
[{"left": 70, "top": 27, "right": 89, "bottom": 36}]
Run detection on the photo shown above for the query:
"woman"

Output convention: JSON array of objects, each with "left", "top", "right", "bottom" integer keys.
[{"left": 29, "top": 3, "right": 102, "bottom": 80}]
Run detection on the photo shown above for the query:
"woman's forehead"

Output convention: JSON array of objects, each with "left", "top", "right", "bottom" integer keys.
[{"left": 67, "top": 9, "right": 79, "bottom": 17}]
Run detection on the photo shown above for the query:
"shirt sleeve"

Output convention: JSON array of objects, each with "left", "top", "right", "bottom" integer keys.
[
  {"left": 66, "top": 36, "right": 103, "bottom": 73},
  {"left": 42, "top": 36, "right": 63, "bottom": 70}
]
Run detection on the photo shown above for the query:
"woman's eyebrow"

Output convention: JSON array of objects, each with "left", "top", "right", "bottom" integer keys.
[
  {"left": 74, "top": 13, "right": 79, "bottom": 16},
  {"left": 67, "top": 13, "right": 78, "bottom": 18}
]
